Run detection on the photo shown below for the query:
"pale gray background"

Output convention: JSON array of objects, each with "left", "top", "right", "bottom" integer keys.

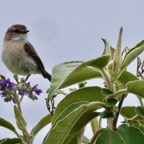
[{"left": 0, "top": 0, "right": 144, "bottom": 143}]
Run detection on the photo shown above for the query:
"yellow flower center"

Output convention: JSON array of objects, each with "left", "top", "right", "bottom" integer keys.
[{"left": 6, "top": 83, "right": 10, "bottom": 87}]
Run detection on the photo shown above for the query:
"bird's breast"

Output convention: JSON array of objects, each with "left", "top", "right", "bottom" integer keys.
[
  {"left": 2, "top": 41, "right": 26, "bottom": 64},
  {"left": 2, "top": 41, "right": 38, "bottom": 75}
]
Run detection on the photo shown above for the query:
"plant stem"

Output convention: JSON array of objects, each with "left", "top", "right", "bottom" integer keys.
[
  {"left": 13, "top": 93, "right": 22, "bottom": 113},
  {"left": 101, "top": 68, "right": 113, "bottom": 90},
  {"left": 110, "top": 89, "right": 128, "bottom": 98},
  {"left": 113, "top": 94, "right": 125, "bottom": 130},
  {"left": 8, "top": 90, "right": 22, "bottom": 113},
  {"left": 20, "top": 95, "right": 24, "bottom": 103},
  {"left": 90, "top": 128, "right": 105, "bottom": 144},
  {"left": 107, "top": 118, "right": 113, "bottom": 130}
]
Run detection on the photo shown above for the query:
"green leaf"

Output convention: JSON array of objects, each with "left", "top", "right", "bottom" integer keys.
[
  {"left": 82, "top": 135, "right": 90, "bottom": 144},
  {"left": 43, "top": 102, "right": 103, "bottom": 144},
  {"left": 53, "top": 101, "right": 88, "bottom": 128},
  {"left": 48, "top": 55, "right": 110, "bottom": 100},
  {"left": 95, "top": 129, "right": 125, "bottom": 144},
  {"left": 134, "top": 121, "right": 144, "bottom": 134},
  {"left": 52, "top": 86, "right": 105, "bottom": 125},
  {"left": 118, "top": 71, "right": 138, "bottom": 85},
  {"left": 105, "top": 98, "right": 118, "bottom": 107},
  {"left": 100, "top": 110, "right": 114, "bottom": 119},
  {"left": 126, "top": 80, "right": 144, "bottom": 98},
  {"left": 117, "top": 124, "right": 144, "bottom": 144},
  {"left": 101, "top": 88, "right": 113, "bottom": 96},
  {"left": 102, "top": 39, "right": 115, "bottom": 59},
  {"left": 90, "top": 118, "right": 100, "bottom": 134},
  {"left": 31, "top": 114, "right": 52, "bottom": 137},
  {"left": 14, "top": 106, "right": 27, "bottom": 132},
  {"left": 116, "top": 27, "right": 123, "bottom": 59},
  {"left": 0, "top": 118, "right": 18, "bottom": 136},
  {"left": 121, "top": 40, "right": 144, "bottom": 70},
  {"left": 87, "top": 55, "right": 110, "bottom": 69},
  {"left": 136, "top": 106, "right": 144, "bottom": 116},
  {"left": 121, "top": 106, "right": 137, "bottom": 119},
  {"left": 133, "top": 40, "right": 144, "bottom": 48},
  {"left": 113, "top": 27, "right": 123, "bottom": 72},
  {"left": 0, "top": 138, "right": 22, "bottom": 144},
  {"left": 68, "top": 129, "right": 84, "bottom": 144}
]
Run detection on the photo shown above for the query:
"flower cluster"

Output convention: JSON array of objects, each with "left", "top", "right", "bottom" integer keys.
[
  {"left": 0, "top": 78, "right": 42, "bottom": 102},
  {"left": 18, "top": 83, "right": 42, "bottom": 100},
  {"left": 0, "top": 78, "right": 15, "bottom": 102}
]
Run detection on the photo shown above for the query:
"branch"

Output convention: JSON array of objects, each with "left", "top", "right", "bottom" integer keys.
[{"left": 113, "top": 94, "right": 125, "bottom": 130}]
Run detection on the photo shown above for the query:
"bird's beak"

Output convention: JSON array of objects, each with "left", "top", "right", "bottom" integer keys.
[
  {"left": 21, "top": 30, "right": 29, "bottom": 34},
  {"left": 25, "top": 30, "right": 29, "bottom": 33}
]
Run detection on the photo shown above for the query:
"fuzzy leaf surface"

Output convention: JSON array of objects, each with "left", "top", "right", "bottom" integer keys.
[
  {"left": 52, "top": 86, "right": 105, "bottom": 125},
  {"left": 0, "top": 118, "right": 17, "bottom": 136},
  {"left": 117, "top": 124, "right": 144, "bottom": 144},
  {"left": 48, "top": 55, "right": 110, "bottom": 100},
  {"left": 95, "top": 129, "right": 125, "bottom": 144},
  {"left": 121, "top": 40, "right": 144, "bottom": 70},
  {"left": 126, "top": 80, "right": 144, "bottom": 98},
  {"left": 43, "top": 102, "right": 103, "bottom": 144}
]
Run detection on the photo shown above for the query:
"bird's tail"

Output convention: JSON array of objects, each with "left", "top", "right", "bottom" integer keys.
[
  {"left": 45, "top": 71, "right": 51, "bottom": 82},
  {"left": 41, "top": 70, "right": 51, "bottom": 82}
]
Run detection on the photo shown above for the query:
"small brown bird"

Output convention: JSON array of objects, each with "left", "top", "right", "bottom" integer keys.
[{"left": 1, "top": 24, "right": 51, "bottom": 81}]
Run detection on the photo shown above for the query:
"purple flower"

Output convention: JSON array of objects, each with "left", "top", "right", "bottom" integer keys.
[
  {"left": 0, "top": 80, "right": 6, "bottom": 90},
  {"left": 32, "top": 84, "right": 38, "bottom": 91},
  {"left": 18, "top": 89, "right": 28, "bottom": 95},
  {"left": 32, "top": 84, "right": 42, "bottom": 95},
  {"left": 35, "top": 89, "right": 42, "bottom": 95},
  {"left": 4, "top": 79, "right": 15, "bottom": 90}
]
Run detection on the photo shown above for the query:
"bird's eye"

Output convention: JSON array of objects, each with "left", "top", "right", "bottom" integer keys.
[{"left": 13, "top": 30, "right": 20, "bottom": 33}]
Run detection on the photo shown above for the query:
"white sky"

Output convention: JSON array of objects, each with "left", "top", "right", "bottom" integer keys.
[{"left": 0, "top": 0, "right": 144, "bottom": 143}]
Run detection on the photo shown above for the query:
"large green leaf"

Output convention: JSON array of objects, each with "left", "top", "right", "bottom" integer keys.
[
  {"left": 30, "top": 114, "right": 52, "bottom": 137},
  {"left": 118, "top": 71, "right": 138, "bottom": 85},
  {"left": 121, "top": 40, "right": 144, "bottom": 70},
  {"left": 117, "top": 124, "right": 144, "bottom": 144},
  {"left": 0, "top": 138, "right": 22, "bottom": 144},
  {"left": 0, "top": 118, "right": 18, "bottom": 136},
  {"left": 48, "top": 55, "right": 110, "bottom": 100},
  {"left": 68, "top": 129, "right": 84, "bottom": 144},
  {"left": 43, "top": 102, "right": 104, "bottom": 144},
  {"left": 133, "top": 40, "right": 144, "bottom": 48},
  {"left": 95, "top": 129, "right": 125, "bottom": 144},
  {"left": 133, "top": 121, "right": 144, "bottom": 133},
  {"left": 52, "top": 86, "right": 105, "bottom": 124},
  {"left": 120, "top": 106, "right": 137, "bottom": 119},
  {"left": 126, "top": 80, "right": 144, "bottom": 98}
]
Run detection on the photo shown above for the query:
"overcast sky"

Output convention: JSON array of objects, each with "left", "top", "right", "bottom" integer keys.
[{"left": 0, "top": 0, "right": 144, "bottom": 143}]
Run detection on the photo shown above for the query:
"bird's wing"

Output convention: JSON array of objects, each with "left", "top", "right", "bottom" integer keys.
[{"left": 24, "top": 42, "right": 47, "bottom": 77}]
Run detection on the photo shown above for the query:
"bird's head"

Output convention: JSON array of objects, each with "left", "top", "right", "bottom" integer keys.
[{"left": 4, "top": 24, "right": 29, "bottom": 42}]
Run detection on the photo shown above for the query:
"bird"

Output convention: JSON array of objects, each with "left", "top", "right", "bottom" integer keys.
[{"left": 1, "top": 24, "right": 51, "bottom": 81}]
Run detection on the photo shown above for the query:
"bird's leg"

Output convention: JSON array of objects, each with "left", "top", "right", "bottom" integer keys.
[{"left": 25, "top": 74, "right": 31, "bottom": 82}]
